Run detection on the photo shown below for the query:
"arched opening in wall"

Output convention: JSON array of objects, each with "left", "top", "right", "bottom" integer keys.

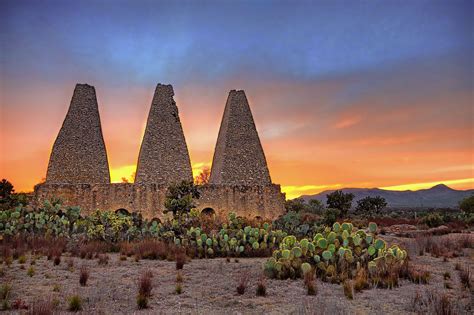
[
  {"left": 115, "top": 208, "right": 130, "bottom": 216},
  {"left": 201, "top": 207, "right": 216, "bottom": 217},
  {"left": 254, "top": 216, "right": 263, "bottom": 222}
]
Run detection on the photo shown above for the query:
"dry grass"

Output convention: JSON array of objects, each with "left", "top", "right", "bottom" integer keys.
[
  {"left": 236, "top": 271, "right": 249, "bottom": 295},
  {"left": 28, "top": 298, "right": 54, "bottom": 315},
  {"left": 79, "top": 265, "right": 89, "bottom": 286},
  {"left": 304, "top": 271, "right": 317, "bottom": 295},
  {"left": 410, "top": 289, "right": 456, "bottom": 315},
  {"left": 138, "top": 271, "right": 153, "bottom": 297}
]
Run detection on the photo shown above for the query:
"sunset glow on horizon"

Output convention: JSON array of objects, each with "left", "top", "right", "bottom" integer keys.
[{"left": 1, "top": 1, "right": 473, "bottom": 199}]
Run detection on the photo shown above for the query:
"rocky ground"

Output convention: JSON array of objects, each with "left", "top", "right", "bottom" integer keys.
[{"left": 2, "top": 234, "right": 473, "bottom": 314}]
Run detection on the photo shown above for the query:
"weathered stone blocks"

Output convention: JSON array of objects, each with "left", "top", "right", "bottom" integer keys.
[
  {"left": 34, "top": 84, "right": 286, "bottom": 220},
  {"left": 46, "top": 84, "right": 110, "bottom": 184},
  {"left": 210, "top": 90, "right": 272, "bottom": 185},
  {"left": 135, "top": 84, "right": 193, "bottom": 185}
]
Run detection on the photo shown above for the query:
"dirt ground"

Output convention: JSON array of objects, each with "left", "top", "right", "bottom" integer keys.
[{"left": 2, "top": 234, "right": 473, "bottom": 314}]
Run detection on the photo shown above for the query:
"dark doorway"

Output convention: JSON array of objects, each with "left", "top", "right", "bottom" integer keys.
[
  {"left": 115, "top": 208, "right": 130, "bottom": 216},
  {"left": 201, "top": 207, "right": 216, "bottom": 216}
]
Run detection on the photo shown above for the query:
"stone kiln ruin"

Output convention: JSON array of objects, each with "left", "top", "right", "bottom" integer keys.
[{"left": 34, "top": 84, "right": 286, "bottom": 220}]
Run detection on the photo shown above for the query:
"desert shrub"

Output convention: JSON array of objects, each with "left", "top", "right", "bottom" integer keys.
[
  {"left": 133, "top": 239, "right": 167, "bottom": 260},
  {"left": 27, "top": 266, "right": 35, "bottom": 277},
  {"left": 256, "top": 276, "right": 266, "bottom": 297},
  {"left": 457, "top": 264, "right": 471, "bottom": 290},
  {"left": 322, "top": 208, "right": 340, "bottom": 225},
  {"left": 136, "top": 294, "right": 148, "bottom": 309},
  {"left": 138, "top": 271, "right": 153, "bottom": 297},
  {"left": 410, "top": 289, "right": 456, "bottom": 315},
  {"left": 0, "top": 283, "right": 11, "bottom": 300},
  {"left": 66, "top": 257, "right": 74, "bottom": 270},
  {"left": 343, "top": 280, "right": 353, "bottom": 299},
  {"left": 354, "top": 268, "right": 369, "bottom": 292},
  {"left": 443, "top": 271, "right": 450, "bottom": 280},
  {"left": 421, "top": 213, "right": 444, "bottom": 228},
  {"left": 236, "top": 272, "right": 249, "bottom": 295},
  {"left": 175, "top": 249, "right": 186, "bottom": 270},
  {"left": 28, "top": 299, "right": 54, "bottom": 315},
  {"left": 12, "top": 298, "right": 28, "bottom": 310},
  {"left": 407, "top": 265, "right": 430, "bottom": 284},
  {"left": 97, "top": 254, "right": 109, "bottom": 265},
  {"left": 176, "top": 271, "right": 183, "bottom": 283},
  {"left": 53, "top": 256, "right": 61, "bottom": 266},
  {"left": 459, "top": 195, "right": 474, "bottom": 214},
  {"left": 175, "top": 283, "right": 182, "bottom": 294},
  {"left": 79, "top": 265, "right": 89, "bottom": 286},
  {"left": 52, "top": 284, "right": 60, "bottom": 292},
  {"left": 18, "top": 255, "right": 26, "bottom": 264},
  {"left": 304, "top": 271, "right": 317, "bottom": 295},
  {"left": 67, "top": 295, "right": 82, "bottom": 312}
]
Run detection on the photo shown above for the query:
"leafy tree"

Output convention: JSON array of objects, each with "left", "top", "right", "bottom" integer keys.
[
  {"left": 308, "top": 199, "right": 325, "bottom": 215},
  {"left": 323, "top": 208, "right": 341, "bottom": 225},
  {"left": 164, "top": 181, "right": 201, "bottom": 219},
  {"left": 0, "top": 179, "right": 15, "bottom": 210},
  {"left": 355, "top": 196, "right": 387, "bottom": 216},
  {"left": 459, "top": 195, "right": 474, "bottom": 214},
  {"left": 194, "top": 167, "right": 211, "bottom": 185},
  {"left": 326, "top": 190, "right": 354, "bottom": 217},
  {"left": 0, "top": 179, "right": 14, "bottom": 200},
  {"left": 284, "top": 198, "right": 307, "bottom": 213}
]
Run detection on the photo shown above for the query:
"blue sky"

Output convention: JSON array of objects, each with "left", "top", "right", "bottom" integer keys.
[{"left": 1, "top": 0, "right": 473, "bottom": 196}]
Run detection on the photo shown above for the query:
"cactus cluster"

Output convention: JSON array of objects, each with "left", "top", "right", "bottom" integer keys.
[
  {"left": 0, "top": 201, "right": 79, "bottom": 238},
  {"left": 264, "top": 221, "right": 407, "bottom": 282},
  {"left": 173, "top": 213, "right": 287, "bottom": 257}
]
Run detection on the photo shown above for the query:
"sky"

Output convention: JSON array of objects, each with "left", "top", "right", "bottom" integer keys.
[{"left": 1, "top": 0, "right": 473, "bottom": 199}]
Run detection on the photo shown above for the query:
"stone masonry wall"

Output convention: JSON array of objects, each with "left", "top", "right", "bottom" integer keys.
[
  {"left": 34, "top": 183, "right": 286, "bottom": 220},
  {"left": 135, "top": 84, "right": 193, "bottom": 185},
  {"left": 46, "top": 84, "right": 110, "bottom": 184},
  {"left": 209, "top": 90, "right": 272, "bottom": 186},
  {"left": 35, "top": 84, "right": 286, "bottom": 221}
]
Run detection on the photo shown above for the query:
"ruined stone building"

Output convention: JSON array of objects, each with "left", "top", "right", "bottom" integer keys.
[{"left": 34, "top": 83, "right": 286, "bottom": 220}]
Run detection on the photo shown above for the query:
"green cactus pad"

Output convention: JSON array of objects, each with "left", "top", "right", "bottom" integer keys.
[
  {"left": 353, "top": 235, "right": 361, "bottom": 246},
  {"left": 301, "top": 262, "right": 312, "bottom": 275},
  {"left": 368, "top": 222, "right": 377, "bottom": 234},
  {"left": 291, "top": 247, "right": 302, "bottom": 258},
  {"left": 300, "top": 238, "right": 309, "bottom": 248},
  {"left": 322, "top": 250, "right": 332, "bottom": 261},
  {"left": 282, "top": 249, "right": 291, "bottom": 259},
  {"left": 374, "top": 239, "right": 385, "bottom": 250},
  {"left": 317, "top": 238, "right": 328, "bottom": 249},
  {"left": 332, "top": 222, "right": 341, "bottom": 233}
]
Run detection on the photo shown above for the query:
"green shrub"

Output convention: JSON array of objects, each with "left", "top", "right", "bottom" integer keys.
[
  {"left": 421, "top": 213, "right": 444, "bottom": 228},
  {"left": 323, "top": 208, "right": 340, "bottom": 225},
  {"left": 136, "top": 294, "right": 148, "bottom": 309},
  {"left": 27, "top": 266, "right": 35, "bottom": 277},
  {"left": 68, "top": 295, "right": 82, "bottom": 312}
]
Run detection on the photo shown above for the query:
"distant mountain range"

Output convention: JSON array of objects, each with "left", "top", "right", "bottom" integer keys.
[{"left": 299, "top": 184, "right": 473, "bottom": 209}]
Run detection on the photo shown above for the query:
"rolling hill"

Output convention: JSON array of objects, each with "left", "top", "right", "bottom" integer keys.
[{"left": 299, "top": 184, "right": 473, "bottom": 208}]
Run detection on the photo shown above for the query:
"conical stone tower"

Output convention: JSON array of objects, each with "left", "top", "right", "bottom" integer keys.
[
  {"left": 46, "top": 84, "right": 110, "bottom": 183},
  {"left": 210, "top": 90, "right": 272, "bottom": 186},
  {"left": 135, "top": 84, "right": 193, "bottom": 185}
]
